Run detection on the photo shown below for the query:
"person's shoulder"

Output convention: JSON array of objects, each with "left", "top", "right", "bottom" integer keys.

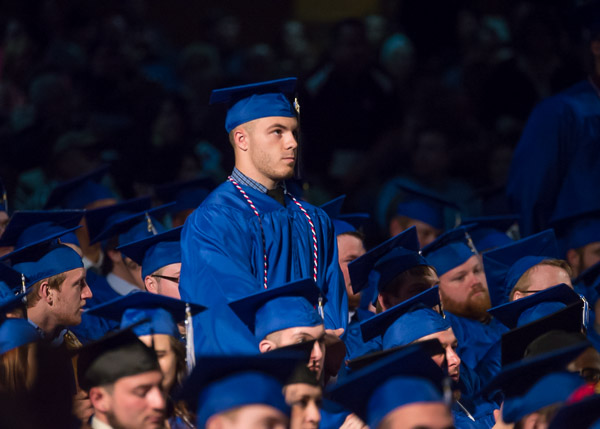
[{"left": 536, "top": 80, "right": 598, "bottom": 114}]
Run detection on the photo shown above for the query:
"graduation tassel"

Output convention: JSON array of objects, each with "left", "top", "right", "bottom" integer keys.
[
  {"left": 317, "top": 296, "right": 324, "bottom": 320},
  {"left": 443, "top": 376, "right": 453, "bottom": 407},
  {"left": 185, "top": 303, "right": 196, "bottom": 373},
  {"left": 145, "top": 212, "right": 158, "bottom": 235},
  {"left": 581, "top": 295, "right": 590, "bottom": 333}
]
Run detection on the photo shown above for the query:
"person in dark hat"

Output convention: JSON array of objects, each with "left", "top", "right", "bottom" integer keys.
[
  {"left": 78, "top": 329, "right": 166, "bottom": 429},
  {"left": 179, "top": 77, "right": 347, "bottom": 355},
  {"left": 283, "top": 364, "right": 322, "bottom": 429}
]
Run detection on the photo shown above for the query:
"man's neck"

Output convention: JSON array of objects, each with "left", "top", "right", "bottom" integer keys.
[
  {"left": 91, "top": 415, "right": 114, "bottom": 429},
  {"left": 27, "top": 309, "right": 62, "bottom": 339},
  {"left": 233, "top": 165, "right": 278, "bottom": 190}
]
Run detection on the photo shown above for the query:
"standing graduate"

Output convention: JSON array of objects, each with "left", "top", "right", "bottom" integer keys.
[{"left": 179, "top": 77, "right": 347, "bottom": 354}]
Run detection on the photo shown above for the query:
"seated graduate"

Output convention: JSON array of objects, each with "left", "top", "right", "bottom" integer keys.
[
  {"left": 43, "top": 165, "right": 118, "bottom": 272},
  {"left": 328, "top": 342, "right": 454, "bottom": 429},
  {"left": 422, "top": 226, "right": 507, "bottom": 381},
  {"left": 387, "top": 182, "right": 460, "bottom": 247},
  {"left": 86, "top": 292, "right": 205, "bottom": 428},
  {"left": 117, "top": 227, "right": 183, "bottom": 299},
  {"left": 176, "top": 353, "right": 308, "bottom": 429},
  {"left": 77, "top": 327, "right": 166, "bottom": 429},
  {"left": 360, "top": 287, "right": 498, "bottom": 428}
]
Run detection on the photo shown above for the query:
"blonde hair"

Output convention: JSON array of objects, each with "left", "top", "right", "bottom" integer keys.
[{"left": 509, "top": 259, "right": 572, "bottom": 300}]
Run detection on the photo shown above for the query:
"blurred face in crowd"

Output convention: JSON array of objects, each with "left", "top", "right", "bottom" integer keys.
[
  {"left": 145, "top": 263, "right": 181, "bottom": 299},
  {"left": 138, "top": 334, "right": 178, "bottom": 393},
  {"left": 389, "top": 216, "right": 441, "bottom": 248},
  {"left": 284, "top": 383, "right": 322, "bottom": 429},
  {"left": 337, "top": 233, "right": 366, "bottom": 311},
  {"left": 89, "top": 370, "right": 166, "bottom": 429},
  {"left": 379, "top": 402, "right": 453, "bottom": 429},
  {"left": 206, "top": 405, "right": 288, "bottom": 429},
  {"left": 259, "top": 325, "right": 326, "bottom": 380},
  {"left": 439, "top": 255, "right": 491, "bottom": 321},
  {"left": 378, "top": 265, "right": 439, "bottom": 311},
  {"left": 419, "top": 328, "right": 461, "bottom": 382},
  {"left": 567, "top": 242, "right": 600, "bottom": 279}
]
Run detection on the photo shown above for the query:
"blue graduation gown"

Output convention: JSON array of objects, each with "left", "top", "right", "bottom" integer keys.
[
  {"left": 453, "top": 363, "right": 499, "bottom": 429},
  {"left": 506, "top": 80, "right": 600, "bottom": 236},
  {"left": 180, "top": 181, "right": 348, "bottom": 355},
  {"left": 343, "top": 308, "right": 381, "bottom": 362},
  {"left": 446, "top": 313, "right": 507, "bottom": 384}
]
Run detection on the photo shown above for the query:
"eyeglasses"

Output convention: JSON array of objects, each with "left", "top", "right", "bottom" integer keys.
[
  {"left": 517, "top": 289, "right": 548, "bottom": 294},
  {"left": 580, "top": 368, "right": 600, "bottom": 384},
  {"left": 151, "top": 274, "right": 180, "bottom": 284}
]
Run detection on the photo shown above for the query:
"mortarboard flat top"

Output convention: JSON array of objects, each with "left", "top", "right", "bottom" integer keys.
[
  {"left": 488, "top": 283, "right": 582, "bottom": 329},
  {"left": 86, "top": 291, "right": 205, "bottom": 325},
  {"left": 394, "top": 182, "right": 459, "bottom": 230},
  {"left": 228, "top": 278, "right": 322, "bottom": 340},
  {"left": 116, "top": 227, "right": 182, "bottom": 279},
  {"left": 326, "top": 343, "right": 447, "bottom": 429},
  {"left": 360, "top": 286, "right": 443, "bottom": 343},
  {"left": 320, "top": 195, "right": 370, "bottom": 235},
  {"left": 77, "top": 327, "right": 160, "bottom": 392},
  {"left": 500, "top": 302, "right": 585, "bottom": 366},
  {"left": 483, "top": 338, "right": 590, "bottom": 396},
  {"left": 44, "top": 165, "right": 114, "bottom": 209},
  {"left": 0, "top": 263, "right": 28, "bottom": 311},
  {"left": 0, "top": 210, "right": 84, "bottom": 247},
  {"left": 154, "top": 177, "right": 215, "bottom": 214},
  {"left": 461, "top": 214, "right": 519, "bottom": 252},
  {"left": 549, "top": 205, "right": 600, "bottom": 252},
  {"left": 421, "top": 226, "right": 475, "bottom": 277},
  {"left": 89, "top": 201, "right": 173, "bottom": 246},
  {"left": 176, "top": 352, "right": 307, "bottom": 427},
  {"left": 548, "top": 390, "right": 600, "bottom": 429},
  {"left": 85, "top": 197, "right": 151, "bottom": 244},
  {"left": 348, "top": 226, "right": 423, "bottom": 294},
  {"left": 483, "top": 229, "right": 560, "bottom": 308},
  {"left": 501, "top": 371, "right": 585, "bottom": 423},
  {"left": 0, "top": 318, "right": 40, "bottom": 355},
  {"left": 210, "top": 77, "right": 298, "bottom": 133}
]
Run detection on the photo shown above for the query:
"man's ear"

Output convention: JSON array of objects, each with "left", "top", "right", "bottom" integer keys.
[
  {"left": 258, "top": 339, "right": 277, "bottom": 353},
  {"left": 206, "top": 414, "right": 226, "bottom": 429},
  {"left": 566, "top": 248, "right": 580, "bottom": 273},
  {"left": 107, "top": 249, "right": 122, "bottom": 264},
  {"left": 145, "top": 275, "right": 158, "bottom": 294},
  {"left": 232, "top": 127, "right": 249, "bottom": 151},
  {"left": 88, "top": 386, "right": 110, "bottom": 413},
  {"left": 39, "top": 280, "right": 52, "bottom": 304},
  {"left": 512, "top": 290, "right": 526, "bottom": 301}
]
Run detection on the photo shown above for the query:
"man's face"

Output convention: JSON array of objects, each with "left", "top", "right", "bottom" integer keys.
[
  {"left": 139, "top": 334, "right": 178, "bottom": 393},
  {"left": 439, "top": 255, "right": 491, "bottom": 320},
  {"left": 102, "top": 370, "right": 166, "bottom": 429},
  {"left": 512, "top": 264, "right": 573, "bottom": 301},
  {"left": 151, "top": 263, "right": 181, "bottom": 299},
  {"left": 381, "top": 402, "right": 453, "bottom": 429},
  {"left": 578, "top": 242, "right": 600, "bottom": 275},
  {"left": 244, "top": 116, "right": 298, "bottom": 188},
  {"left": 418, "top": 328, "right": 461, "bottom": 382},
  {"left": 379, "top": 267, "right": 439, "bottom": 311},
  {"left": 336, "top": 234, "right": 366, "bottom": 311},
  {"left": 272, "top": 325, "right": 326, "bottom": 379},
  {"left": 53, "top": 267, "right": 92, "bottom": 326},
  {"left": 389, "top": 217, "right": 441, "bottom": 247},
  {"left": 211, "top": 405, "right": 288, "bottom": 429},
  {"left": 284, "top": 383, "right": 322, "bottom": 429}
]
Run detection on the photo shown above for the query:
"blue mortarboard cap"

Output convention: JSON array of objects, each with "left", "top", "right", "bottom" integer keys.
[
  {"left": 121, "top": 307, "right": 178, "bottom": 338},
  {"left": 550, "top": 209, "right": 600, "bottom": 255},
  {"left": 17, "top": 221, "right": 81, "bottom": 249},
  {"left": 327, "top": 343, "right": 447, "bottom": 428},
  {"left": 176, "top": 353, "right": 306, "bottom": 428},
  {"left": 394, "top": 182, "right": 459, "bottom": 230},
  {"left": 488, "top": 283, "right": 583, "bottom": 329},
  {"left": 421, "top": 226, "right": 475, "bottom": 277},
  {"left": 461, "top": 214, "right": 519, "bottom": 252},
  {"left": 86, "top": 291, "right": 205, "bottom": 330},
  {"left": 483, "top": 229, "right": 559, "bottom": 307},
  {"left": 320, "top": 195, "right": 369, "bottom": 235},
  {"left": 44, "top": 165, "right": 114, "bottom": 209},
  {"left": 0, "top": 210, "right": 84, "bottom": 247},
  {"left": 228, "top": 278, "right": 322, "bottom": 340},
  {"left": 500, "top": 301, "right": 586, "bottom": 366},
  {"left": 1, "top": 229, "right": 83, "bottom": 284},
  {"left": 0, "top": 263, "right": 28, "bottom": 311},
  {"left": 348, "top": 226, "right": 425, "bottom": 294},
  {"left": 502, "top": 372, "right": 584, "bottom": 423},
  {"left": 209, "top": 77, "right": 298, "bottom": 133},
  {"left": 0, "top": 318, "right": 40, "bottom": 354},
  {"left": 360, "top": 286, "right": 445, "bottom": 343},
  {"left": 117, "top": 227, "right": 182, "bottom": 279},
  {"left": 85, "top": 197, "right": 150, "bottom": 242},
  {"left": 154, "top": 177, "right": 216, "bottom": 214},
  {"left": 483, "top": 337, "right": 590, "bottom": 396},
  {"left": 549, "top": 392, "right": 600, "bottom": 429}
]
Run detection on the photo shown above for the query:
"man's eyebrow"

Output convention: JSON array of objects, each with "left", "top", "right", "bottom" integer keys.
[{"left": 268, "top": 123, "right": 297, "bottom": 131}]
